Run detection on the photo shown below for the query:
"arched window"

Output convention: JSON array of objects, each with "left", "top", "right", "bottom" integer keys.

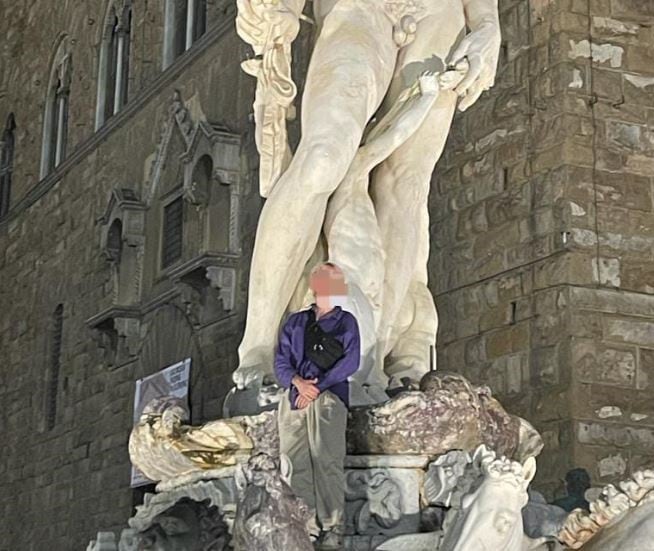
[
  {"left": 163, "top": 0, "right": 208, "bottom": 69},
  {"left": 0, "top": 113, "right": 15, "bottom": 218},
  {"left": 40, "top": 38, "right": 72, "bottom": 178},
  {"left": 106, "top": 218, "right": 123, "bottom": 263},
  {"left": 45, "top": 304, "right": 64, "bottom": 431},
  {"left": 95, "top": 1, "right": 132, "bottom": 129}
]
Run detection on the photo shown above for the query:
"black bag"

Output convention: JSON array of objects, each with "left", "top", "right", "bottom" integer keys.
[{"left": 304, "top": 308, "right": 345, "bottom": 372}]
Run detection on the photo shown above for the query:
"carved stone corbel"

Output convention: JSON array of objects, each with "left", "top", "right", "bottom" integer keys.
[
  {"left": 206, "top": 266, "right": 236, "bottom": 311},
  {"left": 169, "top": 257, "right": 238, "bottom": 327},
  {"left": 86, "top": 306, "right": 142, "bottom": 367}
]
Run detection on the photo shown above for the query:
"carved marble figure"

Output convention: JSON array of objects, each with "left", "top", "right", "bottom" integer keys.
[
  {"left": 129, "top": 397, "right": 267, "bottom": 483},
  {"left": 437, "top": 445, "right": 552, "bottom": 551},
  {"left": 130, "top": 373, "right": 542, "bottom": 487},
  {"left": 233, "top": 453, "right": 315, "bottom": 551},
  {"left": 233, "top": 0, "right": 502, "bottom": 395},
  {"left": 558, "top": 468, "right": 654, "bottom": 551},
  {"left": 347, "top": 371, "right": 543, "bottom": 460}
]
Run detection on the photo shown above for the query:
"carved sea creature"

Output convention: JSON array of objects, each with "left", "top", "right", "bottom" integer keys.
[{"left": 347, "top": 372, "right": 543, "bottom": 460}]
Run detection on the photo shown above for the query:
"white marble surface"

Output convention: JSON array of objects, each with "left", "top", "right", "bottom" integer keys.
[
  {"left": 345, "top": 454, "right": 431, "bottom": 469},
  {"left": 345, "top": 467, "right": 422, "bottom": 536},
  {"left": 232, "top": 0, "right": 503, "bottom": 391},
  {"left": 375, "top": 531, "right": 442, "bottom": 551}
]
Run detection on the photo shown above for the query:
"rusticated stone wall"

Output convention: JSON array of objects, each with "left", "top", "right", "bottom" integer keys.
[
  {"left": 431, "top": 0, "right": 654, "bottom": 497},
  {"left": 0, "top": 0, "right": 653, "bottom": 549},
  {"left": 0, "top": 2, "right": 264, "bottom": 550}
]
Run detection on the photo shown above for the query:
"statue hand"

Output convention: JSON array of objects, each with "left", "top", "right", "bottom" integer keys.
[
  {"left": 437, "top": 62, "right": 468, "bottom": 92},
  {"left": 236, "top": 0, "right": 301, "bottom": 48},
  {"left": 449, "top": 21, "right": 502, "bottom": 111}
]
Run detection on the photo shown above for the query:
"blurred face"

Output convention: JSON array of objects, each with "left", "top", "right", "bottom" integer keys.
[{"left": 309, "top": 264, "right": 347, "bottom": 310}]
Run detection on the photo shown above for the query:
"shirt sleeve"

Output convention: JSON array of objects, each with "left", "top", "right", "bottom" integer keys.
[
  {"left": 274, "top": 316, "right": 298, "bottom": 389},
  {"left": 317, "top": 314, "right": 361, "bottom": 392}
]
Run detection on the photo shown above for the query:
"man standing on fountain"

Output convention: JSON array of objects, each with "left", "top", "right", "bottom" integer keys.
[{"left": 274, "top": 262, "right": 361, "bottom": 550}]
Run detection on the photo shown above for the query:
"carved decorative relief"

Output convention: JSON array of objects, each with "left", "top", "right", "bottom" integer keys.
[
  {"left": 142, "top": 91, "right": 243, "bottom": 321},
  {"left": 87, "top": 187, "right": 146, "bottom": 366}
]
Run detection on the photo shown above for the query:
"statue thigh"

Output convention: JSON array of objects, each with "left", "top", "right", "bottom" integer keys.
[
  {"left": 372, "top": 11, "right": 465, "bottom": 370},
  {"left": 236, "top": 4, "right": 397, "bottom": 368}
]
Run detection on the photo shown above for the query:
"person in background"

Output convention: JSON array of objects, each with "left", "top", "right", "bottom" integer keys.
[
  {"left": 552, "top": 468, "right": 591, "bottom": 512},
  {"left": 274, "top": 261, "right": 361, "bottom": 550}
]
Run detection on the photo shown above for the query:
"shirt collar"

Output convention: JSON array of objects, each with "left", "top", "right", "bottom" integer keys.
[{"left": 310, "top": 303, "right": 342, "bottom": 320}]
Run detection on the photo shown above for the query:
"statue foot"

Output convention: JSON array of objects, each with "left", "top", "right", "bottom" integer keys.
[
  {"left": 233, "top": 364, "right": 264, "bottom": 390},
  {"left": 385, "top": 354, "right": 428, "bottom": 397},
  {"left": 386, "top": 375, "right": 421, "bottom": 398},
  {"left": 226, "top": 357, "right": 280, "bottom": 417}
]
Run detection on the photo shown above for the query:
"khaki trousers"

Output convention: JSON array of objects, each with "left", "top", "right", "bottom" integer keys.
[{"left": 278, "top": 389, "right": 348, "bottom": 532}]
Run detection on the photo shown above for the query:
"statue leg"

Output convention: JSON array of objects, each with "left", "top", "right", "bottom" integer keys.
[
  {"left": 371, "top": 9, "right": 466, "bottom": 383},
  {"left": 235, "top": 5, "right": 397, "bottom": 387}
]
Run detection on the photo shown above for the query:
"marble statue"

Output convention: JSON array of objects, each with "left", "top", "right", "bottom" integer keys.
[
  {"left": 558, "top": 468, "right": 654, "bottom": 551},
  {"left": 130, "top": 373, "right": 542, "bottom": 487},
  {"left": 423, "top": 450, "right": 471, "bottom": 507},
  {"left": 233, "top": 0, "right": 502, "bottom": 395},
  {"left": 437, "top": 445, "right": 552, "bottom": 551},
  {"left": 347, "top": 371, "right": 543, "bottom": 460},
  {"left": 345, "top": 469, "right": 404, "bottom": 533},
  {"left": 233, "top": 453, "right": 315, "bottom": 551},
  {"left": 128, "top": 397, "right": 271, "bottom": 484}
]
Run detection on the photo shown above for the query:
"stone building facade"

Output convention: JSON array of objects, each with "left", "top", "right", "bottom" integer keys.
[
  {"left": 0, "top": 0, "right": 652, "bottom": 549},
  {"left": 432, "top": 0, "right": 654, "bottom": 496}
]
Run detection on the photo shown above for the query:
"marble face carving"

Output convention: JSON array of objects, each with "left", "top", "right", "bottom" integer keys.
[
  {"left": 233, "top": 0, "right": 503, "bottom": 394},
  {"left": 345, "top": 470, "right": 404, "bottom": 533},
  {"left": 347, "top": 371, "right": 543, "bottom": 459},
  {"left": 438, "top": 445, "right": 542, "bottom": 551},
  {"left": 423, "top": 450, "right": 471, "bottom": 507}
]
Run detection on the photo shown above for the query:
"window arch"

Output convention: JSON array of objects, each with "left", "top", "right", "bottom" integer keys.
[
  {"left": 163, "top": 0, "right": 208, "bottom": 69},
  {"left": 106, "top": 218, "right": 123, "bottom": 263},
  {"left": 95, "top": 1, "right": 132, "bottom": 129},
  {"left": 0, "top": 113, "right": 15, "bottom": 218},
  {"left": 40, "top": 37, "right": 72, "bottom": 178}
]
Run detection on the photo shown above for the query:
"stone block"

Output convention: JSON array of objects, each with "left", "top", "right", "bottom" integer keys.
[
  {"left": 592, "top": 15, "right": 641, "bottom": 39},
  {"left": 531, "top": 344, "right": 563, "bottom": 386},
  {"left": 594, "top": 170, "right": 653, "bottom": 211},
  {"left": 573, "top": 339, "right": 637, "bottom": 386},
  {"left": 604, "top": 317, "right": 654, "bottom": 347},
  {"left": 591, "top": 257, "right": 621, "bottom": 286},
  {"left": 592, "top": 68, "right": 624, "bottom": 100},
  {"left": 638, "top": 348, "right": 654, "bottom": 391},
  {"left": 620, "top": 261, "right": 654, "bottom": 294},
  {"left": 624, "top": 73, "right": 654, "bottom": 107},
  {"left": 486, "top": 324, "right": 529, "bottom": 358},
  {"left": 610, "top": 0, "right": 654, "bottom": 21},
  {"left": 623, "top": 44, "right": 654, "bottom": 74},
  {"left": 598, "top": 452, "right": 627, "bottom": 478},
  {"left": 577, "top": 420, "right": 654, "bottom": 451},
  {"left": 569, "top": 286, "right": 654, "bottom": 317}
]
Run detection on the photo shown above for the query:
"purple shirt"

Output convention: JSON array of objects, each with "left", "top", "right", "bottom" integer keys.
[{"left": 274, "top": 304, "right": 360, "bottom": 410}]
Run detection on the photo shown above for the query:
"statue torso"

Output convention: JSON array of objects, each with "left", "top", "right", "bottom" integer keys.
[{"left": 313, "top": 0, "right": 444, "bottom": 27}]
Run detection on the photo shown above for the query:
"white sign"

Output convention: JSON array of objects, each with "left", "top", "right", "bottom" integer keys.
[{"left": 130, "top": 358, "right": 191, "bottom": 487}]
